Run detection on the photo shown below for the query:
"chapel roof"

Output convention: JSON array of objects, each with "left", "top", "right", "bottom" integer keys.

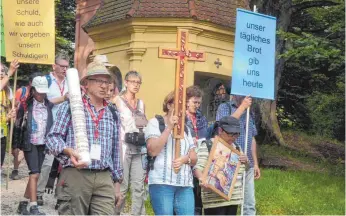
[{"left": 83, "top": 0, "right": 250, "bottom": 30}]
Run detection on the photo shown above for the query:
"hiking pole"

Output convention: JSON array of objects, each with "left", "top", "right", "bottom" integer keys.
[
  {"left": 241, "top": 107, "right": 250, "bottom": 216},
  {"left": 6, "top": 70, "right": 18, "bottom": 190}
]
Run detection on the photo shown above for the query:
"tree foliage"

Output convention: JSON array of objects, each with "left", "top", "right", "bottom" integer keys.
[
  {"left": 249, "top": 0, "right": 344, "bottom": 143},
  {"left": 277, "top": 0, "right": 345, "bottom": 140}
]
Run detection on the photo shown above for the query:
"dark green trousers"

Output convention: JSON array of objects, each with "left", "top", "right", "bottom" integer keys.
[{"left": 56, "top": 167, "right": 115, "bottom": 215}]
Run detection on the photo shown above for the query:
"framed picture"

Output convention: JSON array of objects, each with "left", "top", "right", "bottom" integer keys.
[{"left": 202, "top": 136, "right": 241, "bottom": 201}]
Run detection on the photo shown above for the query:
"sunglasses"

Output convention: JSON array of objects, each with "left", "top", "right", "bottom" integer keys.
[{"left": 222, "top": 128, "right": 240, "bottom": 136}]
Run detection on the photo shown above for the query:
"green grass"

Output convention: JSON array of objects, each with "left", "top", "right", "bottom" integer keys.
[
  {"left": 125, "top": 169, "right": 345, "bottom": 215},
  {"left": 124, "top": 187, "right": 154, "bottom": 215},
  {"left": 123, "top": 131, "right": 345, "bottom": 215},
  {"left": 256, "top": 169, "right": 345, "bottom": 215}
]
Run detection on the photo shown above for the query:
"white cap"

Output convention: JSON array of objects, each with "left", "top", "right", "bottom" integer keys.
[
  {"left": 32, "top": 76, "right": 49, "bottom": 94},
  {"left": 93, "top": 55, "right": 114, "bottom": 67}
]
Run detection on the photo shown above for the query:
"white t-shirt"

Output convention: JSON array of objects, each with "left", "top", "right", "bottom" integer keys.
[
  {"left": 145, "top": 117, "right": 195, "bottom": 187},
  {"left": 46, "top": 73, "right": 68, "bottom": 120}
]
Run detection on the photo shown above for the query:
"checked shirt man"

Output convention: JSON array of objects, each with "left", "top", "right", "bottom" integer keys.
[{"left": 46, "top": 62, "right": 123, "bottom": 215}]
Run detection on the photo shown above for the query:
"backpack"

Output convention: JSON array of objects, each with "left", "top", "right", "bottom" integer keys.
[
  {"left": 20, "top": 86, "right": 27, "bottom": 100},
  {"left": 147, "top": 115, "right": 189, "bottom": 170}
]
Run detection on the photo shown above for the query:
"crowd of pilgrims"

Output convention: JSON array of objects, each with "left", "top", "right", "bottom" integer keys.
[{"left": 0, "top": 54, "right": 260, "bottom": 215}]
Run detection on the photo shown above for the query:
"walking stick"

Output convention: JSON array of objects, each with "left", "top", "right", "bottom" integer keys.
[{"left": 6, "top": 70, "right": 18, "bottom": 190}]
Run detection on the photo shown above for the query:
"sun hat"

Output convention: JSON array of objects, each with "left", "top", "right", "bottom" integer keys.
[
  {"left": 32, "top": 76, "right": 49, "bottom": 94},
  {"left": 80, "top": 61, "right": 112, "bottom": 85}
]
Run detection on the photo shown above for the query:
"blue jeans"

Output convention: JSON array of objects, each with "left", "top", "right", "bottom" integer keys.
[
  {"left": 149, "top": 184, "right": 194, "bottom": 215},
  {"left": 244, "top": 167, "right": 256, "bottom": 215}
]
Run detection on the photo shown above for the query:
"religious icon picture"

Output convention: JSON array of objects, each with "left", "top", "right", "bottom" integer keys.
[{"left": 202, "top": 136, "right": 241, "bottom": 201}]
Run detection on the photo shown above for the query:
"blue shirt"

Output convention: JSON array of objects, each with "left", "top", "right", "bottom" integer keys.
[
  {"left": 46, "top": 73, "right": 69, "bottom": 121},
  {"left": 216, "top": 101, "right": 257, "bottom": 167}
]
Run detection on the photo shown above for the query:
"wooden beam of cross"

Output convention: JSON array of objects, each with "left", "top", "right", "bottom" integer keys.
[{"left": 159, "top": 29, "right": 206, "bottom": 173}]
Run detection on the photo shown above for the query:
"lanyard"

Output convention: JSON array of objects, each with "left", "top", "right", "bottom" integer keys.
[
  {"left": 82, "top": 98, "right": 107, "bottom": 142},
  {"left": 55, "top": 79, "right": 65, "bottom": 96}
]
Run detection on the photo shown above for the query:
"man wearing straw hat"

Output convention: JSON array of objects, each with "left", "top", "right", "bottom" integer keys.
[{"left": 46, "top": 62, "right": 123, "bottom": 215}]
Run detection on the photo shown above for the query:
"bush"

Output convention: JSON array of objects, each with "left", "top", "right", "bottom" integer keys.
[{"left": 306, "top": 92, "right": 345, "bottom": 141}]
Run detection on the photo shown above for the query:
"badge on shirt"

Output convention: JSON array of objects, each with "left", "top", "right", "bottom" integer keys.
[{"left": 90, "top": 144, "right": 101, "bottom": 160}]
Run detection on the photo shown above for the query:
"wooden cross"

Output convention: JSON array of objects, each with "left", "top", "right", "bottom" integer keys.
[{"left": 159, "top": 29, "right": 206, "bottom": 172}]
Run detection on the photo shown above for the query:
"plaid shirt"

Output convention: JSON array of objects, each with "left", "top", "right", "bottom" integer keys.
[
  {"left": 46, "top": 94, "right": 123, "bottom": 182},
  {"left": 216, "top": 100, "right": 258, "bottom": 167}
]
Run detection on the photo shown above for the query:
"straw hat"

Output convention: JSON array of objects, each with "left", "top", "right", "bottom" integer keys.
[
  {"left": 80, "top": 61, "right": 112, "bottom": 85},
  {"left": 94, "top": 55, "right": 114, "bottom": 67}
]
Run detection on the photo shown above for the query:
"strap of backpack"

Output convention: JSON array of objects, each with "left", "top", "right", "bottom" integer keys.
[
  {"left": 155, "top": 115, "right": 165, "bottom": 133},
  {"left": 156, "top": 114, "right": 189, "bottom": 135},
  {"left": 45, "top": 74, "right": 52, "bottom": 88},
  {"left": 227, "top": 101, "right": 233, "bottom": 115},
  {"left": 204, "top": 139, "right": 213, "bottom": 153},
  {"left": 120, "top": 96, "right": 139, "bottom": 114},
  {"left": 108, "top": 105, "right": 119, "bottom": 123}
]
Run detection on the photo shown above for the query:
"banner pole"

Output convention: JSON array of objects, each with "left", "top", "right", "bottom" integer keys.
[
  {"left": 241, "top": 107, "right": 250, "bottom": 215},
  {"left": 6, "top": 70, "right": 18, "bottom": 190}
]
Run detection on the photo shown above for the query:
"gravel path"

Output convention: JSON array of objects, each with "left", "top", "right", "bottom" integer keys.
[{"left": 1, "top": 153, "right": 57, "bottom": 215}]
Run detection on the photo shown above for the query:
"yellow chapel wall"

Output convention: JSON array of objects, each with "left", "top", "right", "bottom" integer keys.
[{"left": 88, "top": 19, "right": 235, "bottom": 119}]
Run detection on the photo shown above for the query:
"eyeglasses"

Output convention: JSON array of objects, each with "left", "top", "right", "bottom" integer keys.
[
  {"left": 222, "top": 128, "right": 240, "bottom": 137},
  {"left": 88, "top": 78, "right": 112, "bottom": 86},
  {"left": 56, "top": 64, "right": 69, "bottom": 69},
  {"left": 126, "top": 80, "right": 142, "bottom": 85},
  {"left": 229, "top": 132, "right": 240, "bottom": 136}
]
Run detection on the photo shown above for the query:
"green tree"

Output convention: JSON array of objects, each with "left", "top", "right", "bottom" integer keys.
[
  {"left": 278, "top": 0, "right": 344, "bottom": 140},
  {"left": 249, "top": 0, "right": 344, "bottom": 144}
]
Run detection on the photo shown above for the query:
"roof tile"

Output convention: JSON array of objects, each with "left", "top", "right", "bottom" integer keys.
[{"left": 83, "top": 0, "right": 249, "bottom": 30}]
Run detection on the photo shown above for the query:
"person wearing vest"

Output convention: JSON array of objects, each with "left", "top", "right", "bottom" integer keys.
[
  {"left": 36, "top": 54, "right": 70, "bottom": 206},
  {"left": 145, "top": 91, "right": 197, "bottom": 215},
  {"left": 14, "top": 76, "right": 54, "bottom": 215},
  {"left": 0, "top": 60, "right": 18, "bottom": 181},
  {"left": 194, "top": 116, "right": 249, "bottom": 215},
  {"left": 114, "top": 71, "right": 148, "bottom": 215},
  {"left": 45, "top": 61, "right": 123, "bottom": 215},
  {"left": 216, "top": 95, "right": 260, "bottom": 215},
  {"left": 184, "top": 85, "right": 209, "bottom": 215},
  {"left": 185, "top": 85, "right": 208, "bottom": 142},
  {"left": 11, "top": 72, "right": 42, "bottom": 181}
]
